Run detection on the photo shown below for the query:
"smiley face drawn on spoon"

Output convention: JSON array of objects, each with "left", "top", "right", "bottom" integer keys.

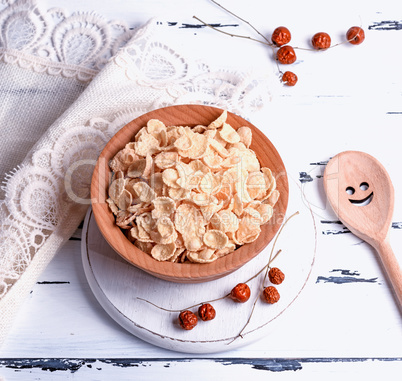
[
  {"left": 346, "top": 181, "right": 374, "bottom": 207},
  {"left": 324, "top": 150, "right": 394, "bottom": 243}
]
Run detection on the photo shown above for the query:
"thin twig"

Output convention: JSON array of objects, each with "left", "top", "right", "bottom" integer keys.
[
  {"left": 243, "top": 249, "right": 282, "bottom": 284},
  {"left": 137, "top": 297, "right": 181, "bottom": 312},
  {"left": 227, "top": 211, "right": 300, "bottom": 344},
  {"left": 209, "top": 0, "right": 274, "bottom": 47},
  {"left": 137, "top": 293, "right": 230, "bottom": 313},
  {"left": 193, "top": 14, "right": 282, "bottom": 75},
  {"left": 205, "top": 0, "right": 281, "bottom": 72},
  {"left": 293, "top": 34, "right": 359, "bottom": 51},
  {"left": 269, "top": 249, "right": 283, "bottom": 266},
  {"left": 192, "top": 16, "right": 271, "bottom": 47},
  {"left": 226, "top": 249, "right": 283, "bottom": 345},
  {"left": 227, "top": 291, "right": 260, "bottom": 344}
]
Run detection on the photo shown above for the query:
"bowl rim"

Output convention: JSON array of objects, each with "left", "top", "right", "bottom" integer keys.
[{"left": 90, "top": 104, "right": 289, "bottom": 283}]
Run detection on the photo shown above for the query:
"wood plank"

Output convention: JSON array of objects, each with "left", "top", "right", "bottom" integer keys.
[
  {"left": 1, "top": 0, "right": 402, "bottom": 376},
  {"left": 0, "top": 358, "right": 401, "bottom": 380}
]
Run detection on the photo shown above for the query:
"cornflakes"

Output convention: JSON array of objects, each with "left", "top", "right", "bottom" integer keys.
[{"left": 106, "top": 110, "right": 280, "bottom": 263}]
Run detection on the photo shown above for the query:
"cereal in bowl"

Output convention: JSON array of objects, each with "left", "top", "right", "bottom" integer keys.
[{"left": 106, "top": 111, "right": 279, "bottom": 263}]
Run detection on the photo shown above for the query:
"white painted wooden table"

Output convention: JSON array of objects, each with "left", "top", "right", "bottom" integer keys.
[{"left": 1, "top": 0, "right": 401, "bottom": 379}]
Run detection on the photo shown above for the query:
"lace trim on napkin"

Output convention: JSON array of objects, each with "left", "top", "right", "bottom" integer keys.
[
  {"left": 0, "top": 111, "right": 137, "bottom": 298},
  {"left": 0, "top": 0, "right": 136, "bottom": 81},
  {"left": 115, "top": 20, "right": 273, "bottom": 113},
  {"left": 0, "top": 1, "right": 276, "bottom": 299}
]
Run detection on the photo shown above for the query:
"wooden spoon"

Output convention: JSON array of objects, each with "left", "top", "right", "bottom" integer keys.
[{"left": 323, "top": 150, "right": 402, "bottom": 306}]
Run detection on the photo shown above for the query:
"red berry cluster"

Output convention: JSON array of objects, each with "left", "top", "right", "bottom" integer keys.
[
  {"left": 178, "top": 269, "right": 285, "bottom": 330},
  {"left": 271, "top": 26, "right": 365, "bottom": 86},
  {"left": 178, "top": 283, "right": 252, "bottom": 330},
  {"left": 263, "top": 267, "right": 285, "bottom": 303},
  {"left": 140, "top": 212, "right": 299, "bottom": 336},
  {"left": 194, "top": 2, "right": 366, "bottom": 88},
  {"left": 178, "top": 303, "right": 216, "bottom": 330}
]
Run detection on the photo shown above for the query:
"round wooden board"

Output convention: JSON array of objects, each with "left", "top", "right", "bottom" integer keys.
[{"left": 82, "top": 177, "right": 316, "bottom": 354}]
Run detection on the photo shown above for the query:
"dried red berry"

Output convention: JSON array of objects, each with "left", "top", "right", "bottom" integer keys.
[
  {"left": 271, "top": 26, "right": 291, "bottom": 47},
  {"left": 346, "top": 26, "right": 365, "bottom": 45},
  {"left": 268, "top": 267, "right": 285, "bottom": 284},
  {"left": 198, "top": 303, "right": 216, "bottom": 321},
  {"left": 311, "top": 32, "right": 331, "bottom": 50},
  {"left": 263, "top": 286, "right": 280, "bottom": 304},
  {"left": 276, "top": 45, "right": 296, "bottom": 64},
  {"left": 179, "top": 310, "right": 198, "bottom": 330},
  {"left": 230, "top": 283, "right": 251, "bottom": 303},
  {"left": 281, "top": 71, "right": 298, "bottom": 86}
]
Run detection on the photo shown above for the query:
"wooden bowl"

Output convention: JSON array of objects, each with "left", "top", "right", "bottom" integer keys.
[{"left": 91, "top": 105, "right": 289, "bottom": 283}]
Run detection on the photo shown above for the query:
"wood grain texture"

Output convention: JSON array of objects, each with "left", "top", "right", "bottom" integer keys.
[
  {"left": 324, "top": 151, "right": 402, "bottom": 306},
  {"left": 1, "top": 357, "right": 402, "bottom": 380},
  {"left": 91, "top": 105, "right": 289, "bottom": 283},
  {"left": 2, "top": 1, "right": 402, "bottom": 378}
]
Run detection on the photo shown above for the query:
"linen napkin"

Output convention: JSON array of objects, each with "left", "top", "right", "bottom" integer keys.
[{"left": 0, "top": 0, "right": 277, "bottom": 347}]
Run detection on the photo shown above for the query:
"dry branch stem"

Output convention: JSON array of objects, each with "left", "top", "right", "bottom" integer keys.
[
  {"left": 209, "top": 0, "right": 273, "bottom": 46},
  {"left": 227, "top": 211, "right": 300, "bottom": 344},
  {"left": 192, "top": 16, "right": 271, "bottom": 47}
]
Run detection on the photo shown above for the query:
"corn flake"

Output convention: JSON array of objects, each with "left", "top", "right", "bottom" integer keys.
[
  {"left": 109, "top": 146, "right": 140, "bottom": 172},
  {"left": 117, "top": 189, "right": 133, "bottom": 211},
  {"left": 134, "top": 132, "right": 160, "bottom": 157},
  {"left": 217, "top": 210, "right": 239, "bottom": 233},
  {"left": 147, "top": 119, "right": 166, "bottom": 134},
  {"left": 174, "top": 130, "right": 193, "bottom": 151},
  {"left": 108, "top": 178, "right": 125, "bottom": 203},
  {"left": 179, "top": 132, "right": 209, "bottom": 159},
  {"left": 154, "top": 151, "right": 179, "bottom": 169},
  {"left": 168, "top": 187, "right": 190, "bottom": 201},
  {"left": 127, "top": 154, "right": 152, "bottom": 178},
  {"left": 187, "top": 248, "right": 217, "bottom": 263},
  {"left": 215, "top": 241, "right": 236, "bottom": 258},
  {"left": 106, "top": 198, "right": 119, "bottom": 214},
  {"left": 203, "top": 153, "right": 223, "bottom": 169},
  {"left": 209, "top": 138, "right": 229, "bottom": 158},
  {"left": 134, "top": 240, "right": 154, "bottom": 255},
  {"left": 156, "top": 216, "right": 175, "bottom": 238},
  {"left": 151, "top": 243, "right": 176, "bottom": 261},
  {"left": 133, "top": 181, "right": 156, "bottom": 203},
  {"left": 152, "top": 196, "right": 176, "bottom": 219},
  {"left": 150, "top": 228, "right": 177, "bottom": 245},
  {"left": 219, "top": 122, "right": 241, "bottom": 143},
  {"left": 203, "top": 229, "right": 228, "bottom": 249},
  {"left": 162, "top": 168, "right": 180, "bottom": 188},
  {"left": 149, "top": 172, "right": 164, "bottom": 196},
  {"left": 267, "top": 189, "right": 280, "bottom": 207},
  {"left": 236, "top": 216, "right": 261, "bottom": 244},
  {"left": 208, "top": 110, "right": 227, "bottom": 129},
  {"left": 183, "top": 233, "right": 204, "bottom": 252},
  {"left": 236, "top": 126, "right": 252, "bottom": 148},
  {"left": 200, "top": 200, "right": 223, "bottom": 222}
]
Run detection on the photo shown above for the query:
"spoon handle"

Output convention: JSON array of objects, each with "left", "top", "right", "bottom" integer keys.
[{"left": 376, "top": 239, "right": 402, "bottom": 307}]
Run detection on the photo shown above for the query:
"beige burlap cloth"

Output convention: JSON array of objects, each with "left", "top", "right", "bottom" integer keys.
[{"left": 0, "top": 0, "right": 276, "bottom": 347}]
